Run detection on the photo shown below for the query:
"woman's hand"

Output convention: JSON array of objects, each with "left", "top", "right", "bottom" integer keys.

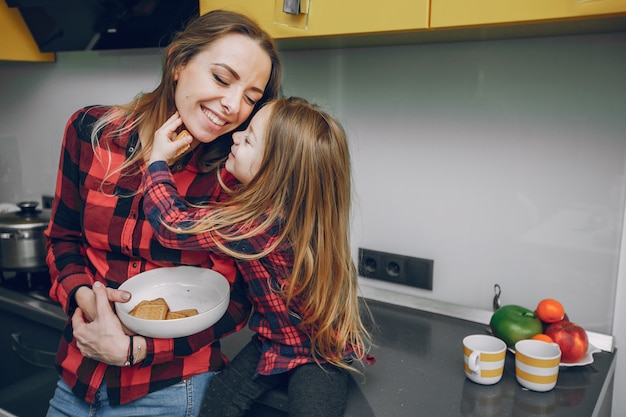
[
  {"left": 72, "top": 281, "right": 134, "bottom": 366},
  {"left": 149, "top": 112, "right": 193, "bottom": 165},
  {"left": 74, "top": 284, "right": 131, "bottom": 323}
]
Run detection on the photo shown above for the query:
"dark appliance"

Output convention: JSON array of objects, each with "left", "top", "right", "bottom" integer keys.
[
  {"left": 0, "top": 281, "right": 65, "bottom": 417},
  {"left": 4, "top": 0, "right": 199, "bottom": 52}
]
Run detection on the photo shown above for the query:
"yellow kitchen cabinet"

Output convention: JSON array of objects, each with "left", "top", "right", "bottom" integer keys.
[
  {"left": 0, "top": 1, "right": 54, "bottom": 62},
  {"left": 431, "top": 0, "right": 626, "bottom": 29},
  {"left": 199, "top": 0, "right": 429, "bottom": 39}
]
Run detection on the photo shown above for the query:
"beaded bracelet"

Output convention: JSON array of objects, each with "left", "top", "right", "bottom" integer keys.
[{"left": 124, "top": 335, "right": 134, "bottom": 367}]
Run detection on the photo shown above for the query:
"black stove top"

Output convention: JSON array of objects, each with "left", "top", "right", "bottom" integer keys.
[{"left": 0, "top": 270, "right": 52, "bottom": 295}]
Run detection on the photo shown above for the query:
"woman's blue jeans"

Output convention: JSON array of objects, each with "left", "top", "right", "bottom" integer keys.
[{"left": 46, "top": 372, "right": 213, "bottom": 417}]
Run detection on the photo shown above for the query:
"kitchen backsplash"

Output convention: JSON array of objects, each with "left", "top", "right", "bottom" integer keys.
[
  {"left": 0, "top": 134, "right": 22, "bottom": 203},
  {"left": 1, "top": 32, "right": 624, "bottom": 335}
]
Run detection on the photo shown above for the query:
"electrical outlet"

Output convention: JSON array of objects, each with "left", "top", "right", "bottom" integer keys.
[{"left": 358, "top": 248, "right": 433, "bottom": 290}]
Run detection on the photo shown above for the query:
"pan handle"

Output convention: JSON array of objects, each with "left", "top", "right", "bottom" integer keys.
[
  {"left": 10, "top": 332, "right": 56, "bottom": 369},
  {"left": 493, "top": 284, "right": 502, "bottom": 311}
]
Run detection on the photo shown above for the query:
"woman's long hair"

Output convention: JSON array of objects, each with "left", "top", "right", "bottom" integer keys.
[
  {"left": 91, "top": 10, "right": 282, "bottom": 181},
  {"left": 181, "top": 97, "right": 371, "bottom": 370}
]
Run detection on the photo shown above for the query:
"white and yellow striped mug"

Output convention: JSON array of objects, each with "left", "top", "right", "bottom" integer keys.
[
  {"left": 463, "top": 334, "right": 507, "bottom": 385},
  {"left": 514, "top": 339, "right": 561, "bottom": 392}
]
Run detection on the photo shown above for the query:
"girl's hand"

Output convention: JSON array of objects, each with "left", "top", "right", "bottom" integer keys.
[{"left": 149, "top": 112, "right": 193, "bottom": 165}]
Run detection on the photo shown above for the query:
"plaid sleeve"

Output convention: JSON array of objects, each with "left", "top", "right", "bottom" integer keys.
[
  {"left": 143, "top": 161, "right": 274, "bottom": 252},
  {"left": 45, "top": 108, "right": 98, "bottom": 313}
]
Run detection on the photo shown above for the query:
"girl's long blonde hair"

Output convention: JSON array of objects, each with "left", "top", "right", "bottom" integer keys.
[
  {"left": 181, "top": 97, "right": 371, "bottom": 370},
  {"left": 90, "top": 10, "right": 282, "bottom": 180}
]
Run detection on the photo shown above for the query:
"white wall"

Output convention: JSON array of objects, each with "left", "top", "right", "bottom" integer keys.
[
  {"left": 278, "top": 34, "right": 626, "bottom": 333},
  {"left": 0, "top": 49, "right": 163, "bottom": 202},
  {"left": 1, "top": 32, "right": 625, "bottom": 414}
]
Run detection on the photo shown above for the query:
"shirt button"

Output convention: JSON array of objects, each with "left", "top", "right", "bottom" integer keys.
[{"left": 132, "top": 262, "right": 138, "bottom": 268}]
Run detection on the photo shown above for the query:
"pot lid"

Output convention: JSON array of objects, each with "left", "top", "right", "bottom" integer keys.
[{"left": 0, "top": 201, "right": 51, "bottom": 230}]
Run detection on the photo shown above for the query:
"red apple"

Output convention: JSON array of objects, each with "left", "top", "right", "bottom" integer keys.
[
  {"left": 545, "top": 321, "right": 588, "bottom": 363},
  {"left": 539, "top": 312, "right": 570, "bottom": 332}
]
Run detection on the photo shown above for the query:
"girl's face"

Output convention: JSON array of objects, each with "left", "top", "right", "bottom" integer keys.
[
  {"left": 226, "top": 104, "right": 272, "bottom": 184},
  {"left": 174, "top": 33, "right": 271, "bottom": 144}
]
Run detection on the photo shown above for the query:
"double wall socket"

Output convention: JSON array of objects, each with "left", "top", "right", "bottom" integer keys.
[{"left": 358, "top": 248, "right": 433, "bottom": 290}]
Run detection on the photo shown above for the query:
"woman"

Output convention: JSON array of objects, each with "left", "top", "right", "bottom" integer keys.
[
  {"left": 143, "top": 97, "right": 372, "bottom": 416},
  {"left": 44, "top": 10, "right": 282, "bottom": 417}
]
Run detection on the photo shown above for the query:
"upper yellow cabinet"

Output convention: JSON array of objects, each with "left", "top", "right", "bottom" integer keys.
[
  {"left": 0, "top": 1, "right": 54, "bottom": 62},
  {"left": 199, "top": 0, "right": 429, "bottom": 39},
  {"left": 431, "top": 0, "right": 626, "bottom": 28}
]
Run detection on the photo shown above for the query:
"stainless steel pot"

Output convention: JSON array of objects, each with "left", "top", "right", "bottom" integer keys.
[{"left": 0, "top": 202, "right": 50, "bottom": 272}]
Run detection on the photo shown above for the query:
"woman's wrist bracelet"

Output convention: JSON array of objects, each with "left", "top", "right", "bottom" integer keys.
[{"left": 124, "top": 335, "right": 134, "bottom": 367}]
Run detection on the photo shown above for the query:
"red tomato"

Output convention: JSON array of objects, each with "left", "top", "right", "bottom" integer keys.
[{"left": 545, "top": 321, "right": 588, "bottom": 363}]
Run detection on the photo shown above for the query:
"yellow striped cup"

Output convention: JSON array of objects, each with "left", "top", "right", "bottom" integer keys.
[
  {"left": 514, "top": 339, "right": 561, "bottom": 392},
  {"left": 463, "top": 335, "right": 507, "bottom": 385}
]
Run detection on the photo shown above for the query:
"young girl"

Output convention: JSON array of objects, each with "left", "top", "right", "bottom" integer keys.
[{"left": 142, "top": 97, "right": 372, "bottom": 416}]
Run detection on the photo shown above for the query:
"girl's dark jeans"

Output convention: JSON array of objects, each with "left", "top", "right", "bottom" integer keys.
[{"left": 199, "top": 339, "right": 348, "bottom": 417}]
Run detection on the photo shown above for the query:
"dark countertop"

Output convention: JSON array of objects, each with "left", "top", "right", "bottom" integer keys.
[
  {"left": 222, "top": 299, "right": 616, "bottom": 417},
  {"left": 0, "top": 287, "right": 616, "bottom": 417}
]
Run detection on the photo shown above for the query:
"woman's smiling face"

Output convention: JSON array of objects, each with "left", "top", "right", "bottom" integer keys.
[{"left": 173, "top": 33, "right": 272, "bottom": 144}]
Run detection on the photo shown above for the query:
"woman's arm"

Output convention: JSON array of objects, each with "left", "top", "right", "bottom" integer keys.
[
  {"left": 45, "top": 108, "right": 100, "bottom": 315},
  {"left": 71, "top": 280, "right": 252, "bottom": 367}
]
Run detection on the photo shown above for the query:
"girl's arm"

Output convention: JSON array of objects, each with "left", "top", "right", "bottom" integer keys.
[
  {"left": 145, "top": 112, "right": 253, "bottom": 250},
  {"left": 142, "top": 161, "right": 231, "bottom": 251}
]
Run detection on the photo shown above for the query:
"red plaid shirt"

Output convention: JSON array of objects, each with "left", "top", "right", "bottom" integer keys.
[
  {"left": 143, "top": 162, "right": 320, "bottom": 376},
  {"left": 45, "top": 106, "right": 251, "bottom": 405}
]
